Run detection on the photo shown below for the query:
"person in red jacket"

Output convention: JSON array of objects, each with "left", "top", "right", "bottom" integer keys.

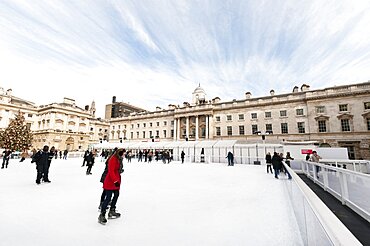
[{"left": 98, "top": 148, "right": 124, "bottom": 225}]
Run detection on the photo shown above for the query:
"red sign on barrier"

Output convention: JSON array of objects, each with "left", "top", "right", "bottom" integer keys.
[{"left": 301, "top": 149, "right": 313, "bottom": 154}]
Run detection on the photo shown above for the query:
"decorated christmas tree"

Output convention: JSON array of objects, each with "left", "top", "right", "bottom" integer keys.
[{"left": 0, "top": 111, "right": 33, "bottom": 151}]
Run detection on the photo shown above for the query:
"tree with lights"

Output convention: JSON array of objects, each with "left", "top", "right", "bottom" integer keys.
[{"left": 0, "top": 111, "right": 33, "bottom": 151}]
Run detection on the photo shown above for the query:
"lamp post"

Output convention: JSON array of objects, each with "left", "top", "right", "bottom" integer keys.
[{"left": 257, "top": 131, "right": 273, "bottom": 162}]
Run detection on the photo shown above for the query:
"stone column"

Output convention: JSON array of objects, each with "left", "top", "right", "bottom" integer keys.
[
  {"left": 177, "top": 118, "right": 181, "bottom": 140},
  {"left": 195, "top": 115, "right": 199, "bottom": 140},
  {"left": 208, "top": 115, "right": 214, "bottom": 139},
  {"left": 205, "top": 115, "right": 209, "bottom": 139},
  {"left": 186, "top": 117, "right": 189, "bottom": 140},
  {"left": 173, "top": 118, "right": 177, "bottom": 141}
]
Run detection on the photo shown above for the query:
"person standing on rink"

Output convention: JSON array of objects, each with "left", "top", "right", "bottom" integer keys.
[
  {"left": 32, "top": 145, "right": 52, "bottom": 184},
  {"left": 86, "top": 151, "right": 95, "bottom": 175},
  {"left": 181, "top": 151, "right": 185, "bottom": 164},
  {"left": 98, "top": 148, "right": 125, "bottom": 225},
  {"left": 265, "top": 152, "right": 273, "bottom": 174}
]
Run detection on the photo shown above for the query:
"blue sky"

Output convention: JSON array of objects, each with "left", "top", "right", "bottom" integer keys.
[{"left": 0, "top": 0, "right": 370, "bottom": 117}]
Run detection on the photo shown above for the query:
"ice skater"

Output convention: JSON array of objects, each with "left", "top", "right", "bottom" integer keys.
[{"left": 98, "top": 148, "right": 125, "bottom": 225}]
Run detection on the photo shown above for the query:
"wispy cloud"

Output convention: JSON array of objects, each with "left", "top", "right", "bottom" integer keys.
[{"left": 0, "top": 0, "right": 369, "bottom": 116}]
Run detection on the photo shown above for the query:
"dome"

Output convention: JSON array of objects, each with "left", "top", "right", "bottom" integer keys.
[
  {"left": 192, "top": 84, "right": 207, "bottom": 105},
  {"left": 193, "top": 86, "right": 205, "bottom": 94}
]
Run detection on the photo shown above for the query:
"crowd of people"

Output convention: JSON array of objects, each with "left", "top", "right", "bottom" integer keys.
[{"left": 2, "top": 145, "right": 324, "bottom": 225}]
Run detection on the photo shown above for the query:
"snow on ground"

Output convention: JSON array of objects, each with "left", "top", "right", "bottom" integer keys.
[{"left": 0, "top": 157, "right": 303, "bottom": 246}]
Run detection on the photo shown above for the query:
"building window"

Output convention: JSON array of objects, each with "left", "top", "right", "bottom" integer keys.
[
  {"left": 171, "top": 129, "right": 174, "bottom": 137},
  {"left": 265, "top": 112, "right": 271, "bottom": 118},
  {"left": 201, "top": 128, "right": 206, "bottom": 137},
  {"left": 164, "top": 121, "right": 167, "bottom": 126},
  {"left": 80, "top": 137, "right": 83, "bottom": 140},
  {"left": 143, "top": 123, "right": 146, "bottom": 127},
  {"left": 364, "top": 102, "right": 370, "bottom": 110},
  {"left": 149, "top": 131, "right": 152, "bottom": 137},
  {"left": 156, "top": 122, "right": 160, "bottom": 127},
  {"left": 296, "top": 109, "right": 304, "bottom": 116},
  {"left": 341, "top": 119, "right": 350, "bottom": 131},
  {"left": 136, "top": 132, "right": 139, "bottom": 138},
  {"left": 297, "top": 122, "right": 305, "bottom": 133},
  {"left": 137, "top": 124, "right": 140, "bottom": 128},
  {"left": 339, "top": 104, "right": 348, "bottom": 112},
  {"left": 124, "top": 124, "right": 127, "bottom": 129},
  {"left": 318, "top": 120, "right": 327, "bottom": 132},
  {"left": 251, "top": 113, "right": 257, "bottom": 119},
  {"left": 227, "top": 126, "right": 232, "bottom": 136},
  {"left": 239, "top": 125, "right": 245, "bottom": 135},
  {"left": 163, "top": 130, "right": 167, "bottom": 138},
  {"left": 281, "top": 123, "right": 288, "bottom": 134},
  {"left": 90, "top": 127, "right": 94, "bottom": 131},
  {"left": 216, "top": 127, "right": 221, "bottom": 136},
  {"left": 367, "top": 119, "right": 370, "bottom": 131},
  {"left": 252, "top": 124, "right": 258, "bottom": 134},
  {"left": 171, "top": 121, "right": 174, "bottom": 126},
  {"left": 150, "top": 122, "right": 153, "bottom": 127},
  {"left": 131, "top": 124, "right": 134, "bottom": 129},
  {"left": 143, "top": 131, "right": 146, "bottom": 138},
  {"left": 112, "top": 126, "right": 115, "bottom": 130},
  {"left": 238, "top": 114, "right": 244, "bottom": 120},
  {"left": 266, "top": 124, "right": 272, "bottom": 132},
  {"left": 216, "top": 116, "right": 221, "bottom": 122},
  {"left": 156, "top": 130, "right": 159, "bottom": 137},
  {"left": 130, "top": 132, "right": 133, "bottom": 139},
  {"left": 28, "top": 114, "right": 33, "bottom": 117},
  {"left": 280, "top": 110, "right": 287, "bottom": 117},
  {"left": 227, "top": 115, "right": 232, "bottom": 121},
  {"left": 316, "top": 106, "right": 325, "bottom": 114}
]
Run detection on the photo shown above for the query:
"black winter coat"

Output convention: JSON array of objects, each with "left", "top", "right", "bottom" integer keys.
[
  {"left": 271, "top": 154, "right": 282, "bottom": 169},
  {"left": 32, "top": 151, "right": 50, "bottom": 171},
  {"left": 86, "top": 153, "right": 95, "bottom": 167}
]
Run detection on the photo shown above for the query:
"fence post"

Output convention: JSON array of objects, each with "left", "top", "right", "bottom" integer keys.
[
  {"left": 313, "top": 163, "right": 318, "bottom": 183},
  {"left": 339, "top": 172, "right": 349, "bottom": 205},
  {"left": 353, "top": 161, "right": 356, "bottom": 172},
  {"left": 323, "top": 167, "right": 329, "bottom": 191}
]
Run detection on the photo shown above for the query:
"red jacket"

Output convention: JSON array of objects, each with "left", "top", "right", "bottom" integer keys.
[{"left": 103, "top": 154, "right": 121, "bottom": 190}]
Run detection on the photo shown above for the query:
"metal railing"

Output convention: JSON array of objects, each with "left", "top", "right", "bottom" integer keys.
[
  {"left": 294, "top": 161, "right": 370, "bottom": 223},
  {"left": 283, "top": 163, "right": 362, "bottom": 245},
  {"left": 313, "top": 159, "right": 370, "bottom": 174}
]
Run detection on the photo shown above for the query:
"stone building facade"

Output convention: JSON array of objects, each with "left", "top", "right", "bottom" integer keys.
[
  {"left": 108, "top": 82, "right": 370, "bottom": 160},
  {"left": 0, "top": 89, "right": 109, "bottom": 151},
  {"left": 1, "top": 81, "right": 369, "bottom": 159}
]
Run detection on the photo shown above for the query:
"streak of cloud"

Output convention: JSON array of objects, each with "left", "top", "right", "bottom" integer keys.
[{"left": 0, "top": 0, "right": 369, "bottom": 117}]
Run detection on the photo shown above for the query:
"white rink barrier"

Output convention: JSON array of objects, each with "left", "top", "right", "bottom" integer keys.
[
  {"left": 283, "top": 162, "right": 362, "bottom": 246},
  {"left": 294, "top": 161, "right": 370, "bottom": 223}
]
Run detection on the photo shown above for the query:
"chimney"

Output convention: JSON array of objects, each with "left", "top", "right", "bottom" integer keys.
[
  {"left": 293, "top": 86, "right": 299, "bottom": 93},
  {"left": 112, "top": 96, "right": 116, "bottom": 103},
  {"left": 85, "top": 105, "right": 89, "bottom": 111},
  {"left": 156, "top": 106, "right": 162, "bottom": 111},
  {"left": 245, "top": 92, "right": 252, "bottom": 99},
  {"left": 301, "top": 84, "right": 310, "bottom": 92},
  {"left": 270, "top": 89, "right": 275, "bottom": 96},
  {"left": 5, "top": 89, "right": 12, "bottom": 96}
]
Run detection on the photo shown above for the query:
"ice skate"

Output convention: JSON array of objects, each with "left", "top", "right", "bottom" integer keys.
[
  {"left": 98, "top": 212, "right": 107, "bottom": 225},
  {"left": 108, "top": 208, "right": 121, "bottom": 219}
]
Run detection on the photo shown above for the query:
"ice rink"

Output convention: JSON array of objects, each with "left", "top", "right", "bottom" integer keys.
[{"left": 0, "top": 157, "right": 303, "bottom": 246}]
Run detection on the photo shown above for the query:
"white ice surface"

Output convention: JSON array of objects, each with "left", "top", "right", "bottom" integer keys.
[{"left": 0, "top": 158, "right": 303, "bottom": 246}]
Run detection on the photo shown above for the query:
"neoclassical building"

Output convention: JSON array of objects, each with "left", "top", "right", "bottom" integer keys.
[
  {"left": 1, "top": 81, "right": 370, "bottom": 159},
  {"left": 0, "top": 88, "right": 109, "bottom": 151},
  {"left": 109, "top": 82, "right": 370, "bottom": 160}
]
